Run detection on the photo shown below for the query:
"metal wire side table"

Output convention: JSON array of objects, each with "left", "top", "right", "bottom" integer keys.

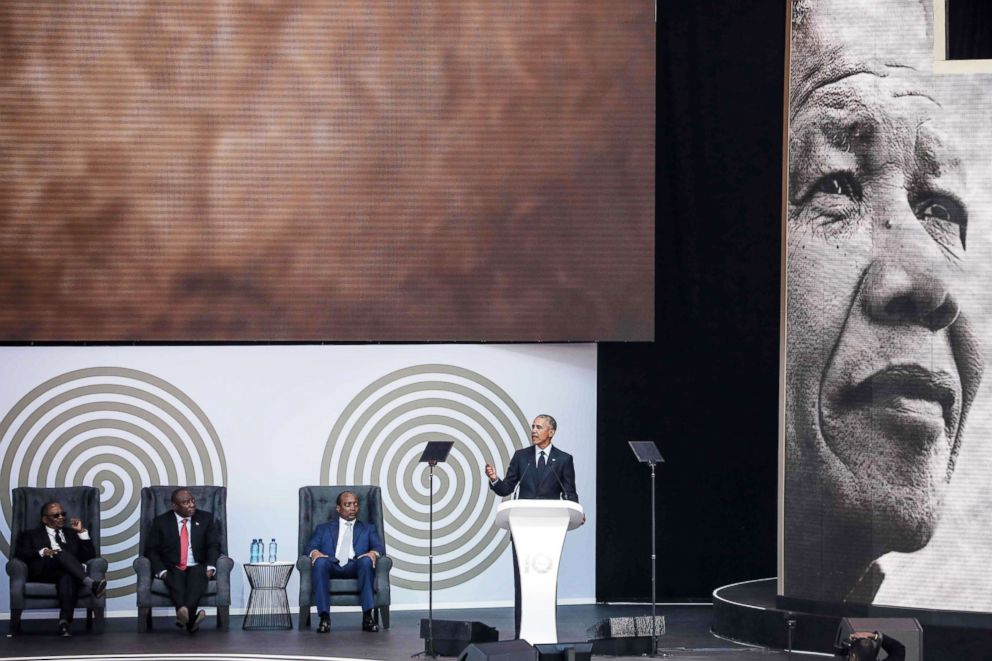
[{"left": 243, "top": 562, "right": 294, "bottom": 630}]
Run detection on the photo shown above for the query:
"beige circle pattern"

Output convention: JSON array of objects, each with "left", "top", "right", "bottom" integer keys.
[
  {"left": 321, "top": 364, "right": 529, "bottom": 590},
  {"left": 0, "top": 367, "right": 227, "bottom": 598}
]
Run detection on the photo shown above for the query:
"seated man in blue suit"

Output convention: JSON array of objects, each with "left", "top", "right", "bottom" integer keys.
[{"left": 304, "top": 490, "right": 385, "bottom": 633}]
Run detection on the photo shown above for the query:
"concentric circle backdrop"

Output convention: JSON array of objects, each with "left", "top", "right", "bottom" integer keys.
[
  {"left": 321, "top": 364, "right": 530, "bottom": 590},
  {"left": 0, "top": 367, "right": 227, "bottom": 598}
]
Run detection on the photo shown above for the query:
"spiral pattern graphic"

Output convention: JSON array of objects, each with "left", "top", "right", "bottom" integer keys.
[
  {"left": 0, "top": 367, "right": 227, "bottom": 598},
  {"left": 321, "top": 364, "right": 530, "bottom": 590}
]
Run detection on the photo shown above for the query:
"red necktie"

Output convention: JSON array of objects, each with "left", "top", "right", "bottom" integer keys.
[{"left": 179, "top": 519, "right": 189, "bottom": 570}]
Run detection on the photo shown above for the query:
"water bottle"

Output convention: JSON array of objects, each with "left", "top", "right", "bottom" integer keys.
[
  {"left": 268, "top": 538, "right": 277, "bottom": 563},
  {"left": 249, "top": 538, "right": 257, "bottom": 563}
]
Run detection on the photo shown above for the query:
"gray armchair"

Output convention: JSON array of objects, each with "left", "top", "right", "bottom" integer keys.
[
  {"left": 132, "top": 485, "right": 233, "bottom": 631},
  {"left": 6, "top": 486, "right": 108, "bottom": 635},
  {"left": 297, "top": 485, "right": 392, "bottom": 630}
]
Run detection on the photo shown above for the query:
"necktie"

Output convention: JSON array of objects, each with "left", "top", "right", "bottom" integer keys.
[
  {"left": 50, "top": 529, "right": 62, "bottom": 550},
  {"left": 179, "top": 519, "right": 189, "bottom": 570},
  {"left": 337, "top": 521, "right": 354, "bottom": 561},
  {"left": 58, "top": 529, "right": 66, "bottom": 546},
  {"left": 538, "top": 450, "right": 547, "bottom": 471}
]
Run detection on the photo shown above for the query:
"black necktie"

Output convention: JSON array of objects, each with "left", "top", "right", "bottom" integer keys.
[
  {"left": 57, "top": 529, "right": 66, "bottom": 546},
  {"left": 538, "top": 450, "right": 546, "bottom": 471}
]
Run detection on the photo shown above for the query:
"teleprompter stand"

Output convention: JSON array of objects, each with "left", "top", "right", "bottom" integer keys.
[
  {"left": 629, "top": 441, "right": 665, "bottom": 657},
  {"left": 412, "top": 440, "right": 454, "bottom": 659}
]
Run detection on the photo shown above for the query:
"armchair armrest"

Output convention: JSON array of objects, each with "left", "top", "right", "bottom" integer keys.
[
  {"left": 213, "top": 554, "right": 234, "bottom": 605},
  {"left": 5, "top": 557, "right": 27, "bottom": 578},
  {"left": 297, "top": 555, "right": 313, "bottom": 607},
  {"left": 85, "top": 556, "right": 108, "bottom": 580},
  {"left": 373, "top": 554, "right": 392, "bottom": 602},
  {"left": 6, "top": 558, "right": 28, "bottom": 610},
  {"left": 133, "top": 556, "right": 153, "bottom": 607}
]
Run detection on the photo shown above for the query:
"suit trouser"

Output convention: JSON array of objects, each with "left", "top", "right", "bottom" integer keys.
[
  {"left": 29, "top": 552, "right": 88, "bottom": 622},
  {"left": 164, "top": 564, "right": 209, "bottom": 613},
  {"left": 313, "top": 556, "right": 375, "bottom": 614}
]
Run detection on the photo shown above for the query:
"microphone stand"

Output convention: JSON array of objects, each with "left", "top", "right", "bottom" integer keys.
[
  {"left": 785, "top": 612, "right": 796, "bottom": 660},
  {"left": 650, "top": 460, "right": 658, "bottom": 657},
  {"left": 628, "top": 442, "right": 665, "bottom": 658},
  {"left": 428, "top": 459, "right": 438, "bottom": 658},
  {"left": 413, "top": 441, "right": 452, "bottom": 659},
  {"left": 413, "top": 459, "right": 439, "bottom": 659}
]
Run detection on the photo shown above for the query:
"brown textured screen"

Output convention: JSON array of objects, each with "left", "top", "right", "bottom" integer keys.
[{"left": 0, "top": 1, "right": 655, "bottom": 341}]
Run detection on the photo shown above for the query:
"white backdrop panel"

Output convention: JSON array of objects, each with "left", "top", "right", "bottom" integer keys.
[{"left": 0, "top": 344, "right": 597, "bottom": 615}]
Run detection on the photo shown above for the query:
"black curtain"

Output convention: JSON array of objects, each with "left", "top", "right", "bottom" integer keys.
[
  {"left": 948, "top": 0, "right": 992, "bottom": 60},
  {"left": 595, "top": 0, "right": 785, "bottom": 602}
]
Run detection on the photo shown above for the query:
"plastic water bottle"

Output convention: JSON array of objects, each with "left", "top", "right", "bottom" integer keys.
[
  {"left": 249, "top": 538, "right": 258, "bottom": 563},
  {"left": 268, "top": 538, "right": 277, "bottom": 563}
]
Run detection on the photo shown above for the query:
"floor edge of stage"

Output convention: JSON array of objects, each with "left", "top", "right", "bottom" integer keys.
[{"left": 711, "top": 577, "right": 992, "bottom": 661}]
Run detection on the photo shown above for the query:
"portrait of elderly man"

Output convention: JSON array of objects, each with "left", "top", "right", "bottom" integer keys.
[{"left": 783, "top": 0, "right": 990, "bottom": 608}]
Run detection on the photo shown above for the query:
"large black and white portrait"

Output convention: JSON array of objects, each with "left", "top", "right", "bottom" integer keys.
[{"left": 783, "top": 0, "right": 992, "bottom": 611}]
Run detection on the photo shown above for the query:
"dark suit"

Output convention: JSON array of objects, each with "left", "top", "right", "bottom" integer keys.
[
  {"left": 305, "top": 519, "right": 385, "bottom": 614},
  {"left": 489, "top": 444, "right": 580, "bottom": 637},
  {"left": 146, "top": 509, "right": 220, "bottom": 613},
  {"left": 490, "top": 445, "right": 579, "bottom": 502},
  {"left": 15, "top": 525, "right": 95, "bottom": 622}
]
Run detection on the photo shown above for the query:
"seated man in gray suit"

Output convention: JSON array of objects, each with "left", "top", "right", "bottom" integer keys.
[
  {"left": 304, "top": 490, "right": 385, "bottom": 634},
  {"left": 15, "top": 501, "right": 106, "bottom": 636}
]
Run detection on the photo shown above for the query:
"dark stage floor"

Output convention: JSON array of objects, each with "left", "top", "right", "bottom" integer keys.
[
  {"left": 2, "top": 605, "right": 798, "bottom": 660},
  {"left": 0, "top": 605, "right": 800, "bottom": 661}
]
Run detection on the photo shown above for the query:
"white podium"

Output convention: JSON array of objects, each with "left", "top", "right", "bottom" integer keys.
[{"left": 494, "top": 499, "right": 584, "bottom": 645}]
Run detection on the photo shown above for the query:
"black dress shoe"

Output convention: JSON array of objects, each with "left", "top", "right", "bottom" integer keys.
[
  {"left": 58, "top": 620, "right": 72, "bottom": 637},
  {"left": 92, "top": 579, "right": 107, "bottom": 599},
  {"left": 317, "top": 614, "right": 331, "bottom": 633},
  {"left": 175, "top": 606, "right": 189, "bottom": 628},
  {"left": 362, "top": 609, "right": 379, "bottom": 633},
  {"left": 188, "top": 609, "right": 206, "bottom": 634}
]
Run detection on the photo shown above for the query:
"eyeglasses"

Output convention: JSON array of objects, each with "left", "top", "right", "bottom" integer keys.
[{"left": 46, "top": 511, "right": 67, "bottom": 518}]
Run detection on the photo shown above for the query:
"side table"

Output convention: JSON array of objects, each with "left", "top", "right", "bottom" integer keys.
[{"left": 243, "top": 562, "right": 294, "bottom": 630}]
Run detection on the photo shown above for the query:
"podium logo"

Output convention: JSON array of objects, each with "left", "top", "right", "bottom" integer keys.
[
  {"left": 322, "top": 363, "right": 530, "bottom": 590},
  {"left": 523, "top": 552, "right": 555, "bottom": 575},
  {"left": 0, "top": 367, "right": 227, "bottom": 599}
]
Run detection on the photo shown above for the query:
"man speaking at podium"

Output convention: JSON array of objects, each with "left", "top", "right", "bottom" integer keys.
[
  {"left": 485, "top": 414, "right": 580, "bottom": 637},
  {"left": 485, "top": 414, "right": 578, "bottom": 502}
]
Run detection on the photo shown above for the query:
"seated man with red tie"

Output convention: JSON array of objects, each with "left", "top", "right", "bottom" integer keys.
[
  {"left": 304, "top": 490, "right": 385, "bottom": 634},
  {"left": 146, "top": 488, "right": 220, "bottom": 634},
  {"left": 15, "top": 501, "right": 107, "bottom": 636}
]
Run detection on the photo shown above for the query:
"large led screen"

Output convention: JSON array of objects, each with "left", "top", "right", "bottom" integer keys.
[
  {"left": 782, "top": 0, "right": 992, "bottom": 611},
  {"left": 0, "top": 2, "right": 654, "bottom": 341}
]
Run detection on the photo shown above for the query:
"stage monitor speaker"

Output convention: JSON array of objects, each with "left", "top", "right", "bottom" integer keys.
[
  {"left": 420, "top": 619, "right": 499, "bottom": 657},
  {"left": 457, "top": 639, "right": 537, "bottom": 661},
  {"left": 586, "top": 615, "right": 665, "bottom": 656},
  {"left": 533, "top": 642, "right": 593, "bottom": 661},
  {"left": 836, "top": 617, "right": 922, "bottom": 661}
]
